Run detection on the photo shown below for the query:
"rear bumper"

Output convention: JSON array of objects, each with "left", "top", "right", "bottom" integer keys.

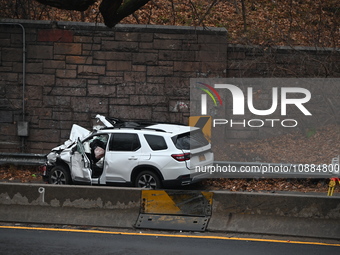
[{"left": 162, "top": 174, "right": 201, "bottom": 188}]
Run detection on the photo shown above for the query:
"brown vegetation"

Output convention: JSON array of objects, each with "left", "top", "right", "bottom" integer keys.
[{"left": 0, "top": 0, "right": 338, "bottom": 47}]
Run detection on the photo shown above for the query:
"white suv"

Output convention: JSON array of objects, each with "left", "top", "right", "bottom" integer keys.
[{"left": 42, "top": 115, "right": 213, "bottom": 189}]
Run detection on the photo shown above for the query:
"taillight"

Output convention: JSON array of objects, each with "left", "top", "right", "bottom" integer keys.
[{"left": 171, "top": 153, "right": 191, "bottom": 161}]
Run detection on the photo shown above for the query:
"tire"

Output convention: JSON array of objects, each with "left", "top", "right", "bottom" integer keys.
[
  {"left": 135, "top": 170, "right": 162, "bottom": 189},
  {"left": 48, "top": 165, "right": 72, "bottom": 185}
]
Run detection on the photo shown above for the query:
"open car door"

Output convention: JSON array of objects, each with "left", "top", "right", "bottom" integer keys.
[{"left": 71, "top": 138, "right": 92, "bottom": 184}]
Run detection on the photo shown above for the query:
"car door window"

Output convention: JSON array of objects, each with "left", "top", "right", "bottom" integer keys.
[
  {"left": 109, "top": 133, "right": 141, "bottom": 151},
  {"left": 144, "top": 134, "right": 168, "bottom": 151}
]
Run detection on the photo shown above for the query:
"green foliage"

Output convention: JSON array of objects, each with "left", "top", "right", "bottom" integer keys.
[{"left": 305, "top": 127, "right": 317, "bottom": 138}]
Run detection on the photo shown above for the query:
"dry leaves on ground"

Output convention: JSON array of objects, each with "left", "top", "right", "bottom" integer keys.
[
  {"left": 0, "top": 166, "right": 42, "bottom": 183},
  {"left": 203, "top": 178, "right": 329, "bottom": 193}
]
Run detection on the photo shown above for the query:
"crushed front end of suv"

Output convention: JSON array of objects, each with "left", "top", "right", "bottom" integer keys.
[{"left": 42, "top": 115, "right": 213, "bottom": 189}]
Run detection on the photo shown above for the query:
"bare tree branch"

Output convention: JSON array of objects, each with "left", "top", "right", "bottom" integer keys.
[
  {"left": 198, "top": 0, "right": 219, "bottom": 26},
  {"left": 241, "top": 0, "right": 247, "bottom": 32}
]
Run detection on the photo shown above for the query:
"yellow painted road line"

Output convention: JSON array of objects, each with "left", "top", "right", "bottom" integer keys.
[{"left": 0, "top": 225, "right": 339, "bottom": 247}]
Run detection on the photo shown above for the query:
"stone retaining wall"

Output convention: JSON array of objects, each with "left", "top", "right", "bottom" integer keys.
[{"left": 0, "top": 19, "right": 227, "bottom": 152}]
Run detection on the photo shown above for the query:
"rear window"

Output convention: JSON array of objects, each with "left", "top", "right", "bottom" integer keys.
[
  {"left": 144, "top": 135, "right": 168, "bottom": 151},
  {"left": 172, "top": 129, "right": 209, "bottom": 150}
]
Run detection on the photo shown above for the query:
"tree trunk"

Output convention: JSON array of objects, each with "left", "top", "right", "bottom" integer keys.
[{"left": 101, "top": 0, "right": 151, "bottom": 28}]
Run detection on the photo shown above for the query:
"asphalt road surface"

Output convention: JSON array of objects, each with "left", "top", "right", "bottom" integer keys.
[{"left": 0, "top": 225, "right": 339, "bottom": 255}]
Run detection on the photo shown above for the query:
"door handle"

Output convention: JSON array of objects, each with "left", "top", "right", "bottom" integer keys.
[{"left": 128, "top": 156, "right": 138, "bottom": 160}]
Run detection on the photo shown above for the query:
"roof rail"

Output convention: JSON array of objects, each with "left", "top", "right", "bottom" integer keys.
[{"left": 98, "top": 126, "right": 167, "bottom": 132}]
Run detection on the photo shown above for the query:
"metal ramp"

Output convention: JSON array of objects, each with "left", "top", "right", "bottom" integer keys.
[{"left": 135, "top": 190, "right": 213, "bottom": 232}]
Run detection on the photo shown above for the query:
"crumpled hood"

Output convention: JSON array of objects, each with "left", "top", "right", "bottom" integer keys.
[
  {"left": 69, "top": 124, "right": 91, "bottom": 142},
  {"left": 50, "top": 115, "right": 112, "bottom": 152},
  {"left": 50, "top": 124, "right": 91, "bottom": 151}
]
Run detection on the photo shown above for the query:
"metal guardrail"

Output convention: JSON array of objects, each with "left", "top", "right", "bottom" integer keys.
[
  {"left": 212, "top": 161, "right": 340, "bottom": 178},
  {"left": 0, "top": 153, "right": 339, "bottom": 178},
  {"left": 0, "top": 153, "right": 46, "bottom": 166}
]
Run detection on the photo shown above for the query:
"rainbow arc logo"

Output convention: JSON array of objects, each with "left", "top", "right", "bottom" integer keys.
[{"left": 196, "top": 82, "right": 223, "bottom": 115}]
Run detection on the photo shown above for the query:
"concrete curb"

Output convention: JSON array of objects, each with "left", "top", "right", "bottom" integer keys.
[{"left": 0, "top": 183, "right": 339, "bottom": 239}]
